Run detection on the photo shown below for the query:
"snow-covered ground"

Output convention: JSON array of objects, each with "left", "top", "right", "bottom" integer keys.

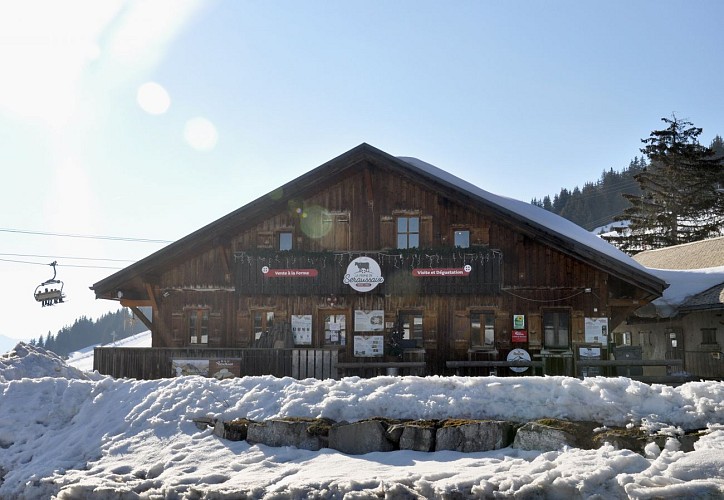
[
  {"left": 65, "top": 330, "right": 152, "bottom": 372},
  {"left": 1, "top": 343, "right": 722, "bottom": 499}
]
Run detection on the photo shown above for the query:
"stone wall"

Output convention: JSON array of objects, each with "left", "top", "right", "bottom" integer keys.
[{"left": 193, "top": 416, "right": 704, "bottom": 455}]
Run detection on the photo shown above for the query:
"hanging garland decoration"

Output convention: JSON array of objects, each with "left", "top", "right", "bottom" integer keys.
[{"left": 234, "top": 247, "right": 502, "bottom": 296}]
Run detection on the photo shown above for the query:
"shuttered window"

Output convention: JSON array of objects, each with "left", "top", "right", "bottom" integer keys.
[
  {"left": 471, "top": 311, "right": 495, "bottom": 348},
  {"left": 397, "top": 217, "right": 420, "bottom": 249},
  {"left": 188, "top": 309, "right": 209, "bottom": 345}
]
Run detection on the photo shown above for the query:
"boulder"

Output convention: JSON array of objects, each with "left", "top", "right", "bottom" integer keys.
[
  {"left": 513, "top": 421, "right": 579, "bottom": 451},
  {"left": 246, "top": 418, "right": 327, "bottom": 451},
  {"left": 328, "top": 419, "right": 396, "bottom": 455},
  {"left": 435, "top": 419, "right": 514, "bottom": 452},
  {"left": 399, "top": 424, "right": 436, "bottom": 452}
]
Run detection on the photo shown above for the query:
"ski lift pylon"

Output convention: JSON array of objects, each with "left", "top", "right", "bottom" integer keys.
[{"left": 34, "top": 261, "right": 66, "bottom": 307}]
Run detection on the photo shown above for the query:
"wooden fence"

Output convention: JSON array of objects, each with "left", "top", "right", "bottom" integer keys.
[{"left": 94, "top": 347, "right": 338, "bottom": 380}]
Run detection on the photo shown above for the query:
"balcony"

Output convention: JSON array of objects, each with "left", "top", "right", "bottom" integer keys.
[{"left": 234, "top": 248, "right": 502, "bottom": 296}]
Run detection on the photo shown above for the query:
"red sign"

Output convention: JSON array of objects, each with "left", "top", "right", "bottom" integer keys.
[
  {"left": 412, "top": 265, "right": 471, "bottom": 277},
  {"left": 261, "top": 267, "right": 318, "bottom": 278},
  {"left": 512, "top": 330, "right": 528, "bottom": 343}
]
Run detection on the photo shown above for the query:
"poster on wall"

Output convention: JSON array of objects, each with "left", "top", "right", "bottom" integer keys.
[
  {"left": 172, "top": 359, "right": 209, "bottom": 377},
  {"left": 578, "top": 346, "right": 602, "bottom": 377},
  {"left": 210, "top": 359, "right": 240, "bottom": 379},
  {"left": 353, "top": 335, "right": 384, "bottom": 357},
  {"left": 291, "top": 315, "right": 313, "bottom": 345},
  {"left": 513, "top": 315, "right": 525, "bottom": 329},
  {"left": 354, "top": 310, "right": 384, "bottom": 332},
  {"left": 584, "top": 317, "right": 609, "bottom": 345}
]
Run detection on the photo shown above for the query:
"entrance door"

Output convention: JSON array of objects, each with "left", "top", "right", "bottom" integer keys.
[
  {"left": 542, "top": 310, "right": 573, "bottom": 376},
  {"left": 665, "top": 328, "right": 685, "bottom": 373}
]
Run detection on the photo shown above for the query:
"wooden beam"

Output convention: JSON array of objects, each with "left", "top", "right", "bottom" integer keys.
[
  {"left": 608, "top": 298, "right": 643, "bottom": 308},
  {"left": 145, "top": 283, "right": 159, "bottom": 313},
  {"left": 120, "top": 299, "right": 153, "bottom": 308},
  {"left": 129, "top": 306, "right": 153, "bottom": 331}
]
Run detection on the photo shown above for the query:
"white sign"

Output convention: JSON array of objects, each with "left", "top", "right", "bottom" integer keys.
[
  {"left": 291, "top": 315, "right": 312, "bottom": 345},
  {"left": 354, "top": 310, "right": 385, "bottom": 332},
  {"left": 584, "top": 317, "right": 609, "bottom": 346},
  {"left": 344, "top": 256, "right": 384, "bottom": 292},
  {"left": 353, "top": 335, "right": 384, "bottom": 357}
]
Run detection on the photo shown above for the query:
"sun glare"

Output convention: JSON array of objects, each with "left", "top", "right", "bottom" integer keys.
[
  {"left": 184, "top": 117, "right": 218, "bottom": 151},
  {"left": 137, "top": 82, "right": 171, "bottom": 115}
]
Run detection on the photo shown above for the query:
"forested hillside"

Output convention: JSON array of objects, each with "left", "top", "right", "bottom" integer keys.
[
  {"left": 531, "top": 125, "right": 724, "bottom": 236},
  {"left": 531, "top": 158, "right": 645, "bottom": 231},
  {"left": 28, "top": 308, "right": 147, "bottom": 357}
]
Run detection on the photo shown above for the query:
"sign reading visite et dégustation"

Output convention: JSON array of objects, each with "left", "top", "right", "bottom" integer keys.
[
  {"left": 344, "top": 256, "right": 384, "bottom": 292},
  {"left": 412, "top": 264, "right": 472, "bottom": 277}
]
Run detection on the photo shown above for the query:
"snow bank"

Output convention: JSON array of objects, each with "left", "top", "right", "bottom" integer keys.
[
  {"left": 1, "top": 341, "right": 722, "bottom": 498},
  {"left": 0, "top": 342, "right": 102, "bottom": 382}
]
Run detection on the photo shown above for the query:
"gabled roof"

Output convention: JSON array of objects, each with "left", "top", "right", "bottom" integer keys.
[
  {"left": 92, "top": 143, "right": 666, "bottom": 299},
  {"left": 633, "top": 236, "right": 724, "bottom": 270},
  {"left": 680, "top": 282, "right": 724, "bottom": 312}
]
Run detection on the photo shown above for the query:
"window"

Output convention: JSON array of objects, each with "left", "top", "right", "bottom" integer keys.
[
  {"left": 620, "top": 331, "right": 632, "bottom": 346},
  {"left": 397, "top": 216, "right": 419, "bottom": 249},
  {"left": 188, "top": 309, "right": 209, "bottom": 345},
  {"left": 323, "top": 313, "right": 346, "bottom": 346},
  {"left": 701, "top": 328, "right": 717, "bottom": 345},
  {"left": 399, "top": 311, "right": 423, "bottom": 342},
  {"left": 454, "top": 230, "right": 470, "bottom": 248},
  {"left": 279, "top": 231, "right": 293, "bottom": 251},
  {"left": 542, "top": 310, "right": 570, "bottom": 349},
  {"left": 471, "top": 311, "right": 495, "bottom": 348},
  {"left": 252, "top": 310, "right": 274, "bottom": 341}
]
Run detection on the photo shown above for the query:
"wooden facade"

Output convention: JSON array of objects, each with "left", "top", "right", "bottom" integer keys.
[{"left": 92, "top": 144, "right": 666, "bottom": 379}]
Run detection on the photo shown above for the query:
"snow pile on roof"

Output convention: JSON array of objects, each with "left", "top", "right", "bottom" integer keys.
[
  {"left": 0, "top": 342, "right": 103, "bottom": 382},
  {"left": 646, "top": 266, "right": 724, "bottom": 317},
  {"left": 1, "top": 343, "right": 723, "bottom": 498},
  {"left": 398, "top": 157, "right": 654, "bottom": 276}
]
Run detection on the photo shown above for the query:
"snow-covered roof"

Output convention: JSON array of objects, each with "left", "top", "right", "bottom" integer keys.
[
  {"left": 399, "top": 155, "right": 664, "bottom": 291},
  {"left": 637, "top": 266, "right": 724, "bottom": 318}
]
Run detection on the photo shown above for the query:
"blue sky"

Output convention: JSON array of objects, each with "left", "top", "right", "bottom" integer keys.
[{"left": 1, "top": 1, "right": 723, "bottom": 343}]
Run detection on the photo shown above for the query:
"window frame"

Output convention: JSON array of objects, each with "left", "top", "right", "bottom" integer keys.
[
  {"left": 454, "top": 229, "right": 470, "bottom": 248},
  {"left": 251, "top": 309, "right": 275, "bottom": 342},
  {"left": 470, "top": 310, "right": 496, "bottom": 349},
  {"left": 701, "top": 328, "right": 717, "bottom": 345},
  {"left": 186, "top": 307, "right": 210, "bottom": 346},
  {"left": 397, "top": 216, "right": 420, "bottom": 249},
  {"left": 542, "top": 309, "right": 571, "bottom": 350},
  {"left": 278, "top": 231, "right": 293, "bottom": 251}
]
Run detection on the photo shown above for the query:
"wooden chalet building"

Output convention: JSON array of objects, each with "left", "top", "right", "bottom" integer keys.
[{"left": 91, "top": 144, "right": 666, "bottom": 379}]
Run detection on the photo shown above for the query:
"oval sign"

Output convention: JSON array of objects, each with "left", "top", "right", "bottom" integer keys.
[{"left": 343, "top": 256, "right": 384, "bottom": 292}]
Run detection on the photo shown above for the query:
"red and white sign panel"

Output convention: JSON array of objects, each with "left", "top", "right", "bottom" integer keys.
[
  {"left": 511, "top": 330, "right": 528, "bottom": 343},
  {"left": 261, "top": 266, "right": 318, "bottom": 278},
  {"left": 412, "top": 264, "right": 471, "bottom": 277}
]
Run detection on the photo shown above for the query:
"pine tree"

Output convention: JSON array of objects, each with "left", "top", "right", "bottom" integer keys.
[{"left": 605, "top": 116, "right": 724, "bottom": 253}]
